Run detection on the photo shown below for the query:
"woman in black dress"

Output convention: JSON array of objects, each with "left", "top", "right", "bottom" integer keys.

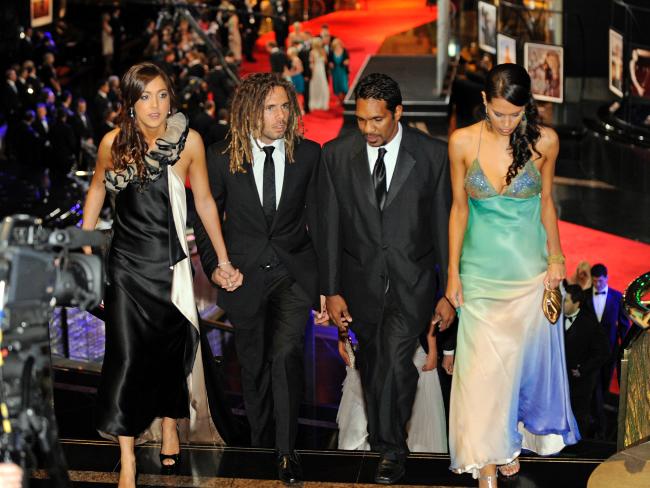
[{"left": 82, "top": 62, "right": 242, "bottom": 488}]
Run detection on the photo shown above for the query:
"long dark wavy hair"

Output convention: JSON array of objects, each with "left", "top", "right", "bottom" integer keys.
[
  {"left": 485, "top": 63, "right": 541, "bottom": 185},
  {"left": 111, "top": 63, "right": 177, "bottom": 178},
  {"left": 227, "top": 72, "right": 302, "bottom": 173}
]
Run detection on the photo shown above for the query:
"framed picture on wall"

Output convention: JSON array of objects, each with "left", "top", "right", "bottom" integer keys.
[
  {"left": 497, "top": 33, "right": 517, "bottom": 65},
  {"left": 629, "top": 44, "right": 650, "bottom": 100},
  {"left": 524, "top": 42, "right": 564, "bottom": 103},
  {"left": 31, "top": 0, "right": 53, "bottom": 28},
  {"left": 478, "top": 1, "right": 497, "bottom": 54},
  {"left": 609, "top": 29, "right": 624, "bottom": 97}
]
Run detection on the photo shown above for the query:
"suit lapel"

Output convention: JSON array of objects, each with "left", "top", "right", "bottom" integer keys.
[
  {"left": 384, "top": 130, "right": 416, "bottom": 210},
  {"left": 350, "top": 143, "right": 379, "bottom": 212},
  {"left": 243, "top": 160, "right": 268, "bottom": 225},
  {"left": 271, "top": 149, "right": 293, "bottom": 232}
]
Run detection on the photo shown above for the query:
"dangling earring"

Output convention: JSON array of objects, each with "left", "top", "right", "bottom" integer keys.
[
  {"left": 519, "top": 113, "right": 527, "bottom": 134},
  {"left": 129, "top": 107, "right": 135, "bottom": 118},
  {"left": 484, "top": 105, "right": 492, "bottom": 129},
  {"left": 168, "top": 109, "right": 172, "bottom": 115}
]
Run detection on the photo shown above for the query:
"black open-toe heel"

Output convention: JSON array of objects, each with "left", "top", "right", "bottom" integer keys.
[{"left": 159, "top": 451, "right": 180, "bottom": 474}]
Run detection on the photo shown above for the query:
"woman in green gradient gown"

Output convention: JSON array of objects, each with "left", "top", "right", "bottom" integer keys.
[{"left": 446, "top": 64, "right": 579, "bottom": 488}]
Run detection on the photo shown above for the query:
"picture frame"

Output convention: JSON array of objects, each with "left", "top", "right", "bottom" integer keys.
[
  {"left": 524, "top": 42, "right": 564, "bottom": 103},
  {"left": 31, "top": 0, "right": 53, "bottom": 28},
  {"left": 478, "top": 1, "right": 497, "bottom": 55},
  {"left": 497, "top": 33, "right": 517, "bottom": 65},
  {"left": 609, "top": 29, "right": 624, "bottom": 98}
]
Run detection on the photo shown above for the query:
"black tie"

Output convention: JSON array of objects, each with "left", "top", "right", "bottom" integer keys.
[
  {"left": 595, "top": 291, "right": 606, "bottom": 295},
  {"left": 262, "top": 146, "right": 276, "bottom": 228},
  {"left": 372, "top": 147, "right": 387, "bottom": 210}
]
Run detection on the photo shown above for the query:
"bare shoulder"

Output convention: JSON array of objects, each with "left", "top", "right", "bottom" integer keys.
[
  {"left": 449, "top": 122, "right": 480, "bottom": 157},
  {"left": 537, "top": 125, "right": 559, "bottom": 152},
  {"left": 186, "top": 128, "right": 205, "bottom": 149},
  {"left": 99, "top": 128, "right": 120, "bottom": 151}
]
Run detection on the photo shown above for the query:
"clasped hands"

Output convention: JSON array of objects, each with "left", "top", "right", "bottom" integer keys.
[{"left": 211, "top": 262, "right": 243, "bottom": 292}]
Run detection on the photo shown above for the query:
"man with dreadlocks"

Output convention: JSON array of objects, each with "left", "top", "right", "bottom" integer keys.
[{"left": 194, "top": 72, "right": 325, "bottom": 485}]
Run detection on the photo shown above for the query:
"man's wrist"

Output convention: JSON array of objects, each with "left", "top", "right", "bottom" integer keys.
[{"left": 443, "top": 350, "right": 454, "bottom": 356}]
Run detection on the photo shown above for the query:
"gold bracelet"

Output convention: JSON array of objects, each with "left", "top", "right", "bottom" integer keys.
[{"left": 547, "top": 254, "right": 565, "bottom": 265}]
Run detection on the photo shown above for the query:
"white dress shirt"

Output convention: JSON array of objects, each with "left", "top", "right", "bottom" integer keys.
[
  {"left": 593, "top": 286, "right": 608, "bottom": 322},
  {"left": 251, "top": 137, "right": 285, "bottom": 209},
  {"left": 366, "top": 122, "right": 403, "bottom": 189},
  {"left": 564, "top": 310, "right": 579, "bottom": 331}
]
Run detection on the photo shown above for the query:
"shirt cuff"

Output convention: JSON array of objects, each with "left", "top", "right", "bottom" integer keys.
[{"left": 443, "top": 350, "right": 455, "bottom": 356}]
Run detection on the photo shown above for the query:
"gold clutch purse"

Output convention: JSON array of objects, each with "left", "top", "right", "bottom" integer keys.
[{"left": 542, "top": 283, "right": 562, "bottom": 324}]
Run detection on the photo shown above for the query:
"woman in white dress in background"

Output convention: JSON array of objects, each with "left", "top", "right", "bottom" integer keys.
[{"left": 309, "top": 37, "right": 330, "bottom": 111}]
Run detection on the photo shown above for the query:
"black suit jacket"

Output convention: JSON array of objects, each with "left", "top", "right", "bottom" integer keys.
[
  {"left": 318, "top": 126, "right": 451, "bottom": 330},
  {"left": 71, "top": 112, "right": 94, "bottom": 141},
  {"left": 584, "top": 286, "right": 631, "bottom": 388},
  {"left": 269, "top": 50, "right": 291, "bottom": 74},
  {"left": 564, "top": 308, "right": 610, "bottom": 398},
  {"left": 584, "top": 287, "right": 630, "bottom": 355},
  {"left": 194, "top": 138, "right": 321, "bottom": 317}
]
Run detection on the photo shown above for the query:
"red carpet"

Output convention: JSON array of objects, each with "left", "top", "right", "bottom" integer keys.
[
  {"left": 238, "top": 3, "right": 650, "bottom": 291},
  {"left": 240, "top": 1, "right": 439, "bottom": 144},
  {"left": 559, "top": 221, "right": 650, "bottom": 292}
]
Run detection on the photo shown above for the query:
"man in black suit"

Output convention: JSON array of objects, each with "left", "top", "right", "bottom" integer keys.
[
  {"left": 267, "top": 41, "right": 291, "bottom": 76},
  {"left": 271, "top": 0, "right": 290, "bottom": 49},
  {"left": 585, "top": 263, "right": 631, "bottom": 438},
  {"left": 240, "top": 0, "right": 261, "bottom": 62},
  {"left": 194, "top": 73, "right": 325, "bottom": 485},
  {"left": 585, "top": 263, "right": 631, "bottom": 394},
  {"left": 92, "top": 80, "right": 112, "bottom": 132},
  {"left": 563, "top": 284, "right": 610, "bottom": 438},
  {"left": 318, "top": 73, "right": 455, "bottom": 484}
]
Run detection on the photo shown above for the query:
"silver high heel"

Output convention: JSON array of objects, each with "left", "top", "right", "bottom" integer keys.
[
  {"left": 478, "top": 474, "right": 497, "bottom": 488},
  {"left": 498, "top": 458, "right": 520, "bottom": 477}
]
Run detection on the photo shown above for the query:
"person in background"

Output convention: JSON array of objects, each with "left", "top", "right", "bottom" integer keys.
[
  {"left": 329, "top": 38, "right": 349, "bottom": 105},
  {"left": 562, "top": 284, "right": 610, "bottom": 438}
]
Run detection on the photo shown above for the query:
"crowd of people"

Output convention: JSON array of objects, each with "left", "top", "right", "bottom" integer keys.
[
  {"left": 0, "top": 4, "right": 350, "bottom": 194},
  {"left": 0, "top": 7, "right": 634, "bottom": 488},
  {"left": 74, "top": 57, "right": 635, "bottom": 488}
]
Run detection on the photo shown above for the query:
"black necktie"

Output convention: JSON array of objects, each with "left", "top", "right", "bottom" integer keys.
[
  {"left": 262, "top": 146, "right": 276, "bottom": 228},
  {"left": 372, "top": 147, "right": 387, "bottom": 210},
  {"left": 595, "top": 291, "right": 606, "bottom": 295}
]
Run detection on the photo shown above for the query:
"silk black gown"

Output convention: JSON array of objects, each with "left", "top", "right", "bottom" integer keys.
[{"left": 96, "top": 114, "right": 198, "bottom": 437}]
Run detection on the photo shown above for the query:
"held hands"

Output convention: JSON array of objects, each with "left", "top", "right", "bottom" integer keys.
[
  {"left": 326, "top": 294, "right": 352, "bottom": 331},
  {"left": 545, "top": 262, "right": 566, "bottom": 289},
  {"left": 431, "top": 294, "right": 456, "bottom": 332},
  {"left": 211, "top": 262, "right": 243, "bottom": 292},
  {"left": 313, "top": 295, "right": 330, "bottom": 325}
]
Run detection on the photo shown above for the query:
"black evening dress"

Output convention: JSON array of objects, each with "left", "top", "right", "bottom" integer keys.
[{"left": 96, "top": 114, "right": 204, "bottom": 437}]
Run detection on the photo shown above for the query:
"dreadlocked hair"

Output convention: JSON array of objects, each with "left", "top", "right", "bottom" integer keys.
[
  {"left": 227, "top": 73, "right": 303, "bottom": 173},
  {"left": 485, "top": 63, "right": 542, "bottom": 186},
  {"left": 111, "top": 63, "right": 177, "bottom": 179}
]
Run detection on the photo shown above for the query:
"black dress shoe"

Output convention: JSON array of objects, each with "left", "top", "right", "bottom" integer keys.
[
  {"left": 277, "top": 452, "right": 303, "bottom": 485},
  {"left": 374, "top": 456, "right": 405, "bottom": 485}
]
